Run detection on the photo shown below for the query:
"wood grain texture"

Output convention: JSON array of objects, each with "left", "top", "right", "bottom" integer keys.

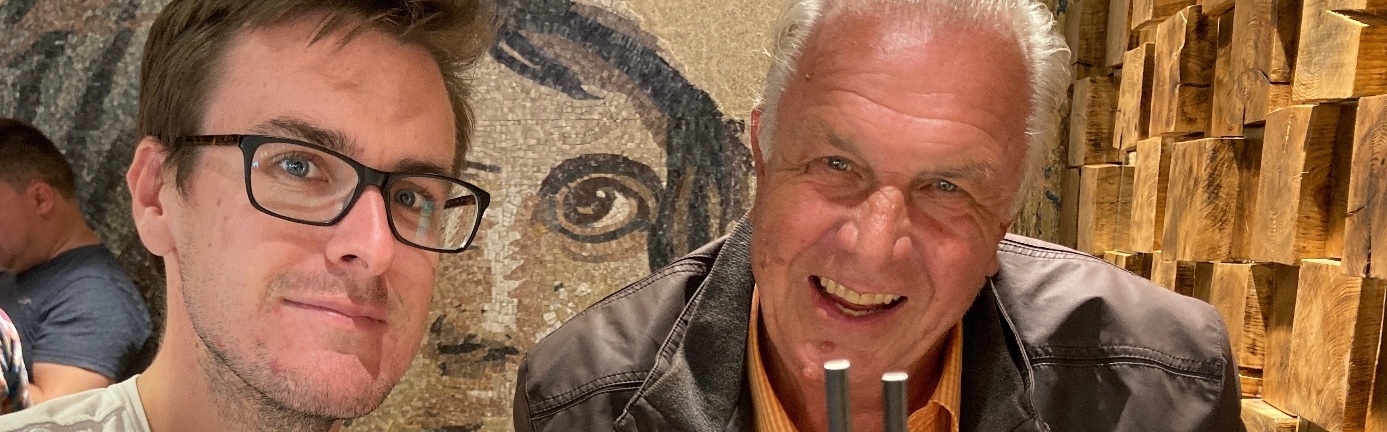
[
  {"left": 1234, "top": 127, "right": 1267, "bottom": 261},
  {"left": 1151, "top": 5, "right": 1217, "bottom": 136},
  {"left": 1369, "top": 297, "right": 1387, "bottom": 432},
  {"left": 1161, "top": 138, "right": 1259, "bottom": 261},
  {"left": 1151, "top": 250, "right": 1180, "bottom": 289},
  {"left": 1259, "top": 263, "right": 1303, "bottom": 413},
  {"left": 1251, "top": 105, "right": 1355, "bottom": 264},
  {"left": 1109, "top": 0, "right": 1138, "bottom": 67},
  {"left": 1212, "top": 8, "right": 1240, "bottom": 137},
  {"left": 1192, "top": 261, "right": 1215, "bottom": 301},
  {"left": 1243, "top": 399, "right": 1303, "bottom": 432},
  {"left": 1070, "top": 77, "right": 1122, "bottom": 166},
  {"left": 1344, "top": 94, "right": 1387, "bottom": 278},
  {"left": 1292, "top": 0, "right": 1387, "bottom": 102},
  {"left": 1114, "top": 44, "right": 1158, "bottom": 151},
  {"left": 1279, "top": 259, "right": 1385, "bottom": 432},
  {"left": 1242, "top": 373, "right": 1265, "bottom": 398},
  {"left": 1207, "top": 263, "right": 1298, "bottom": 373},
  {"left": 1213, "top": 0, "right": 1304, "bottom": 135},
  {"left": 1060, "top": 167, "right": 1082, "bottom": 248},
  {"left": 1064, "top": 0, "right": 1114, "bottom": 79},
  {"left": 1133, "top": 0, "right": 1200, "bottom": 28},
  {"left": 1104, "top": 250, "right": 1153, "bottom": 276},
  {"left": 1202, "top": 0, "right": 1239, "bottom": 14},
  {"left": 1131, "top": 137, "right": 1173, "bottom": 252},
  {"left": 1078, "top": 164, "right": 1134, "bottom": 255}
]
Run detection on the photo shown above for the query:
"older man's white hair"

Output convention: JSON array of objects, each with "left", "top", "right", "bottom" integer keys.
[{"left": 756, "top": 0, "right": 1071, "bottom": 216}]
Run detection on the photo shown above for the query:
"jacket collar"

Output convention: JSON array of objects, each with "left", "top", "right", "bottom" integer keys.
[{"left": 620, "top": 219, "right": 1039, "bottom": 431}]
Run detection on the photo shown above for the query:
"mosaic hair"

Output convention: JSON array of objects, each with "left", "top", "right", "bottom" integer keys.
[
  {"left": 138, "top": 0, "right": 494, "bottom": 193},
  {"left": 756, "top": 0, "right": 1071, "bottom": 216},
  {"left": 0, "top": 118, "right": 77, "bottom": 198}
]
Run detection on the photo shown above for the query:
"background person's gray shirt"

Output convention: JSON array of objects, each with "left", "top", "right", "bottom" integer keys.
[{"left": 13, "top": 246, "right": 151, "bottom": 381}]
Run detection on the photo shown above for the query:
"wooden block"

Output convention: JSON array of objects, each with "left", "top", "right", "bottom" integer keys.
[
  {"left": 1162, "top": 138, "right": 1259, "bottom": 261},
  {"left": 1259, "top": 263, "right": 1302, "bottom": 411},
  {"left": 1213, "top": 0, "right": 1304, "bottom": 136},
  {"left": 1191, "top": 261, "right": 1215, "bottom": 301},
  {"left": 1151, "top": 250, "right": 1180, "bottom": 289},
  {"left": 1243, "top": 399, "right": 1303, "bottom": 432},
  {"left": 1104, "top": 251, "right": 1154, "bottom": 276},
  {"left": 1242, "top": 372, "right": 1264, "bottom": 398},
  {"left": 1292, "top": 0, "right": 1387, "bottom": 103},
  {"left": 1174, "top": 260, "right": 1200, "bottom": 297},
  {"left": 1133, "top": 0, "right": 1200, "bottom": 28},
  {"left": 1201, "top": 0, "right": 1238, "bottom": 14},
  {"left": 1277, "top": 260, "right": 1385, "bottom": 432},
  {"left": 1151, "top": 6, "right": 1217, "bottom": 137},
  {"left": 1207, "top": 263, "right": 1301, "bottom": 372},
  {"left": 1060, "top": 167, "right": 1082, "bottom": 248},
  {"left": 1077, "top": 165, "right": 1134, "bottom": 255},
  {"left": 1344, "top": 94, "right": 1387, "bottom": 279},
  {"left": 1064, "top": 0, "right": 1114, "bottom": 78},
  {"left": 1070, "top": 77, "right": 1122, "bottom": 166},
  {"left": 1250, "top": 105, "right": 1355, "bottom": 265},
  {"left": 1130, "top": 137, "right": 1173, "bottom": 252},
  {"left": 1211, "top": 8, "right": 1239, "bottom": 137},
  {"left": 1114, "top": 44, "right": 1158, "bottom": 151},
  {"left": 1369, "top": 301, "right": 1387, "bottom": 432},
  {"left": 1108, "top": 0, "right": 1138, "bottom": 67}
]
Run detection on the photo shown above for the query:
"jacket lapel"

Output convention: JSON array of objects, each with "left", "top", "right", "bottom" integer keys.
[
  {"left": 961, "top": 281, "right": 1046, "bottom": 431},
  {"left": 617, "top": 220, "right": 757, "bottom": 431}
]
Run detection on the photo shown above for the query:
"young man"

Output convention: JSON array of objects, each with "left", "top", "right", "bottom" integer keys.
[
  {"left": 0, "top": 1, "right": 493, "bottom": 431},
  {"left": 513, "top": 0, "right": 1241, "bottom": 430},
  {"left": 0, "top": 119, "right": 151, "bottom": 405}
]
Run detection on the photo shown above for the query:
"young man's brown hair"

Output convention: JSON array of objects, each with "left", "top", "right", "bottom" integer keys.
[
  {"left": 0, "top": 118, "right": 77, "bottom": 198},
  {"left": 138, "top": 0, "right": 493, "bottom": 192}
]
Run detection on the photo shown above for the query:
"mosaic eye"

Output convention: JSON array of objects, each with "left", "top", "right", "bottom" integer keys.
[{"left": 535, "top": 154, "right": 662, "bottom": 245}]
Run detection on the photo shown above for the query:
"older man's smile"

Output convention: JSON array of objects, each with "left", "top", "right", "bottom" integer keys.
[{"left": 813, "top": 276, "right": 906, "bottom": 317}]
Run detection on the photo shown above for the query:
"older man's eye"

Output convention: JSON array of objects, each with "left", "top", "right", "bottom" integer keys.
[
  {"left": 934, "top": 179, "right": 960, "bottom": 192},
  {"left": 825, "top": 157, "right": 851, "bottom": 171}
]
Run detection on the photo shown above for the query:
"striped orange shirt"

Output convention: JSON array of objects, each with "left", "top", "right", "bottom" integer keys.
[{"left": 746, "top": 288, "right": 962, "bottom": 432}]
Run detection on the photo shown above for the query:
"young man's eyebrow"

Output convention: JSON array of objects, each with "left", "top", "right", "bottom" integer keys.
[
  {"left": 394, "top": 159, "right": 453, "bottom": 178},
  {"left": 251, "top": 117, "right": 453, "bottom": 177},
  {"left": 251, "top": 117, "right": 359, "bottom": 156}
]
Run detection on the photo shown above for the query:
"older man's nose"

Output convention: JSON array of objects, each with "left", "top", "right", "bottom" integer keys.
[{"left": 837, "top": 186, "right": 914, "bottom": 266}]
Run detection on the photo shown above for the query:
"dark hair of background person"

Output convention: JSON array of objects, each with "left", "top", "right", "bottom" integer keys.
[
  {"left": 139, "top": 0, "right": 495, "bottom": 195},
  {"left": 0, "top": 118, "right": 77, "bottom": 198}
]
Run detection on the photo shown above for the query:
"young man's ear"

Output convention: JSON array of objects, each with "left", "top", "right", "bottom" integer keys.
[
  {"left": 749, "top": 107, "right": 766, "bottom": 179},
  {"left": 127, "top": 137, "right": 176, "bottom": 257}
]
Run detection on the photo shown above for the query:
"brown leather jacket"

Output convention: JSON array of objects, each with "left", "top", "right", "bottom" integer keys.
[{"left": 513, "top": 220, "right": 1243, "bottom": 431}]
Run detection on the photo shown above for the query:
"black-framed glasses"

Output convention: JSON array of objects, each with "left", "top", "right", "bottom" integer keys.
[{"left": 177, "top": 135, "right": 490, "bottom": 253}]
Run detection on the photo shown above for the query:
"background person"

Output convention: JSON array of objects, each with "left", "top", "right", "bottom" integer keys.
[{"left": 0, "top": 118, "right": 151, "bottom": 405}]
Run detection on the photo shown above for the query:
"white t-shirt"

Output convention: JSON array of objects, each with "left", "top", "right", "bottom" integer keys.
[{"left": 0, "top": 376, "right": 149, "bottom": 432}]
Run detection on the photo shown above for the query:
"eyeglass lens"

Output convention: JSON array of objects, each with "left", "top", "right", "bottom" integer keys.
[{"left": 247, "top": 141, "right": 482, "bottom": 251}]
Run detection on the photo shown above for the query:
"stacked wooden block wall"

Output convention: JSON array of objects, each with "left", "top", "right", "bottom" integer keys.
[{"left": 1059, "top": 0, "right": 1387, "bottom": 430}]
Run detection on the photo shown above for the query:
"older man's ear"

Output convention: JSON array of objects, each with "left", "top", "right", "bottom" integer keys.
[{"left": 750, "top": 107, "right": 766, "bottom": 179}]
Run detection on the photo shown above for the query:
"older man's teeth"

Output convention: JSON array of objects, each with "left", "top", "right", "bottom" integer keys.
[{"left": 820, "top": 277, "right": 901, "bottom": 307}]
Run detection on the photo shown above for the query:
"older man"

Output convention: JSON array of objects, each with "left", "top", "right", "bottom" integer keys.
[
  {"left": 512, "top": 0, "right": 1241, "bottom": 431},
  {"left": 0, "top": 0, "right": 492, "bottom": 431}
]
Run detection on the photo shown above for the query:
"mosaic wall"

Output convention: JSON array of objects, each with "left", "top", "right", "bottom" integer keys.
[{"left": 0, "top": 0, "right": 1064, "bottom": 430}]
